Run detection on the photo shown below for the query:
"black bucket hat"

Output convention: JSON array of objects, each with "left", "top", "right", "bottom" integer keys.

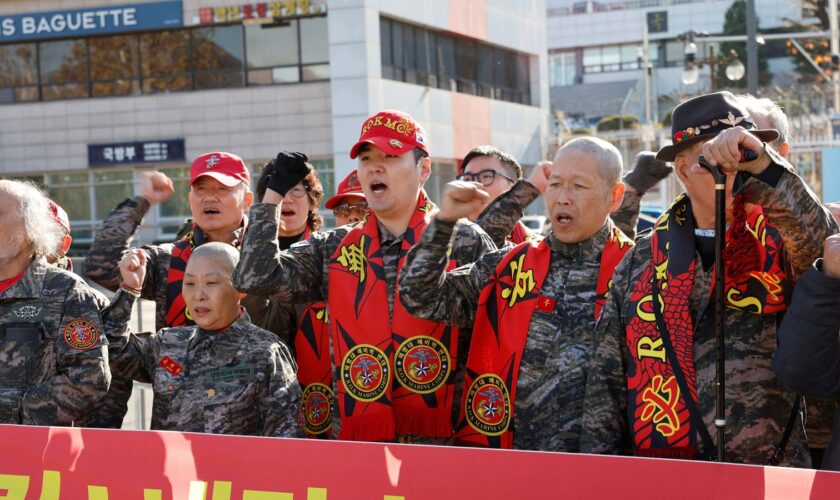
[{"left": 656, "top": 91, "right": 779, "bottom": 162}]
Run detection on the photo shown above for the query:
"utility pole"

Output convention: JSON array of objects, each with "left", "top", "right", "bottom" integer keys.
[
  {"left": 642, "top": 27, "right": 653, "bottom": 150},
  {"left": 746, "top": 0, "right": 759, "bottom": 94},
  {"left": 830, "top": 0, "right": 839, "bottom": 112}
]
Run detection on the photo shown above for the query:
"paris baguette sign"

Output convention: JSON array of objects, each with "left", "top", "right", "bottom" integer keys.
[{"left": 0, "top": 1, "right": 183, "bottom": 43}]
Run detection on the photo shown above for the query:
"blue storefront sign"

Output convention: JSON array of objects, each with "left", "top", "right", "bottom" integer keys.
[
  {"left": 0, "top": 1, "right": 183, "bottom": 43},
  {"left": 88, "top": 139, "right": 186, "bottom": 167}
]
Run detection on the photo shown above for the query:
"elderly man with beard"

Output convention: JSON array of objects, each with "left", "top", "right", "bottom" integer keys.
[
  {"left": 398, "top": 136, "right": 633, "bottom": 452},
  {"left": 233, "top": 109, "right": 496, "bottom": 444},
  {"left": 0, "top": 180, "right": 110, "bottom": 425},
  {"left": 581, "top": 91, "right": 838, "bottom": 466}
]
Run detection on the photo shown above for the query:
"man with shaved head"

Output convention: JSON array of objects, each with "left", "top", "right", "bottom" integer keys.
[
  {"left": 399, "top": 136, "right": 633, "bottom": 451},
  {"left": 102, "top": 242, "right": 301, "bottom": 437},
  {"left": 0, "top": 180, "right": 110, "bottom": 425}
]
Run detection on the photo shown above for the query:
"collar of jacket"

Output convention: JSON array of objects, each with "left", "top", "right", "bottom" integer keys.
[
  {"left": 548, "top": 221, "right": 612, "bottom": 260},
  {"left": 0, "top": 257, "right": 48, "bottom": 300}
]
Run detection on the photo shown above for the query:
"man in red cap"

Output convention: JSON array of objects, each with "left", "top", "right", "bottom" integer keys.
[
  {"left": 233, "top": 109, "right": 496, "bottom": 443},
  {"left": 85, "top": 152, "right": 254, "bottom": 331},
  {"left": 325, "top": 170, "right": 367, "bottom": 227}
]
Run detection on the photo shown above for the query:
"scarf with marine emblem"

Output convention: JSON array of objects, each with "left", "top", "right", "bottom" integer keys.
[
  {"left": 292, "top": 226, "right": 337, "bottom": 439},
  {"left": 328, "top": 191, "right": 459, "bottom": 442},
  {"left": 454, "top": 222, "right": 633, "bottom": 448},
  {"left": 626, "top": 193, "right": 789, "bottom": 459}
]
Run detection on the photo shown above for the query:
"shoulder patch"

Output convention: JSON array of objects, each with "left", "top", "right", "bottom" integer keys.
[
  {"left": 290, "top": 240, "right": 311, "bottom": 249},
  {"left": 63, "top": 319, "right": 100, "bottom": 350}
]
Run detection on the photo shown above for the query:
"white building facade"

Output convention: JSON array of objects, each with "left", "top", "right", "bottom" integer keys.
[{"left": 0, "top": 0, "right": 550, "bottom": 247}]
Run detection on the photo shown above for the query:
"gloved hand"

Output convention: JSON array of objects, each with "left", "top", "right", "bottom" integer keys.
[
  {"left": 623, "top": 152, "right": 673, "bottom": 193},
  {"left": 266, "top": 151, "right": 312, "bottom": 197}
]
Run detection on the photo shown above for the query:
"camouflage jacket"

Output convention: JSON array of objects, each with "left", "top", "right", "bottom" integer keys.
[
  {"left": 580, "top": 156, "right": 839, "bottom": 466},
  {"left": 84, "top": 196, "right": 290, "bottom": 337},
  {"left": 231, "top": 203, "right": 496, "bottom": 444},
  {"left": 73, "top": 287, "right": 134, "bottom": 429},
  {"left": 232, "top": 203, "right": 496, "bottom": 317},
  {"left": 474, "top": 179, "right": 646, "bottom": 250},
  {"left": 103, "top": 290, "right": 302, "bottom": 437},
  {"left": 0, "top": 258, "right": 111, "bottom": 426},
  {"left": 399, "top": 219, "right": 617, "bottom": 452}
]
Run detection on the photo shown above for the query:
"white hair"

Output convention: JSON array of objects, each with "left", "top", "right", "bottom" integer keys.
[
  {"left": 0, "top": 179, "right": 64, "bottom": 258},
  {"left": 556, "top": 136, "right": 624, "bottom": 186},
  {"left": 739, "top": 94, "right": 790, "bottom": 147}
]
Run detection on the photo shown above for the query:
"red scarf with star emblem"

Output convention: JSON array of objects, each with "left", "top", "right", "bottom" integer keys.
[
  {"left": 454, "top": 222, "right": 632, "bottom": 448},
  {"left": 328, "top": 191, "right": 459, "bottom": 442},
  {"left": 293, "top": 226, "right": 336, "bottom": 438},
  {"left": 626, "top": 194, "right": 788, "bottom": 458}
]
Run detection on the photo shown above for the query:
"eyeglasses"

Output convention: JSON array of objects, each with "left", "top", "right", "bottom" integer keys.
[
  {"left": 333, "top": 202, "right": 368, "bottom": 218},
  {"left": 456, "top": 169, "right": 514, "bottom": 186},
  {"left": 285, "top": 184, "right": 309, "bottom": 199}
]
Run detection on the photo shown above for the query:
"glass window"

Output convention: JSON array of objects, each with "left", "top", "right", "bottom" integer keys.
[
  {"left": 476, "top": 44, "right": 494, "bottom": 97},
  {"left": 380, "top": 18, "right": 392, "bottom": 67},
  {"left": 48, "top": 172, "right": 91, "bottom": 223},
  {"left": 245, "top": 22, "right": 299, "bottom": 67},
  {"left": 89, "top": 35, "right": 140, "bottom": 97},
  {"left": 516, "top": 53, "right": 530, "bottom": 103},
  {"left": 437, "top": 35, "right": 456, "bottom": 91},
  {"left": 300, "top": 17, "right": 328, "bottom": 64},
  {"left": 403, "top": 25, "right": 417, "bottom": 83},
  {"left": 157, "top": 167, "right": 191, "bottom": 219},
  {"left": 583, "top": 47, "right": 602, "bottom": 72},
  {"left": 140, "top": 30, "right": 190, "bottom": 93},
  {"left": 665, "top": 40, "right": 684, "bottom": 66},
  {"left": 456, "top": 39, "right": 477, "bottom": 93},
  {"left": 39, "top": 39, "right": 89, "bottom": 100},
  {"left": 0, "top": 43, "right": 38, "bottom": 102},
  {"left": 93, "top": 170, "right": 135, "bottom": 219},
  {"left": 192, "top": 25, "right": 245, "bottom": 90},
  {"left": 302, "top": 64, "right": 329, "bottom": 81}
]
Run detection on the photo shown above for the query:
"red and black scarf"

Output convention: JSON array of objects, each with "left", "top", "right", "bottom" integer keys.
[
  {"left": 328, "top": 192, "right": 459, "bottom": 442},
  {"left": 454, "top": 223, "right": 633, "bottom": 448},
  {"left": 165, "top": 223, "right": 245, "bottom": 327},
  {"left": 165, "top": 230, "right": 199, "bottom": 327},
  {"left": 508, "top": 221, "right": 532, "bottom": 245},
  {"left": 625, "top": 193, "right": 789, "bottom": 458},
  {"left": 293, "top": 226, "right": 336, "bottom": 439}
]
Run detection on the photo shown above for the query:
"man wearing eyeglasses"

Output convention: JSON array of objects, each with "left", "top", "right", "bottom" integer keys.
[
  {"left": 325, "top": 170, "right": 368, "bottom": 227},
  {"left": 456, "top": 146, "right": 535, "bottom": 246}
]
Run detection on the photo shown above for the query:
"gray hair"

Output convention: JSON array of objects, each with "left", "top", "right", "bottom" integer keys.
[
  {"left": 556, "top": 136, "right": 623, "bottom": 186},
  {"left": 188, "top": 242, "right": 240, "bottom": 274},
  {"left": 0, "top": 179, "right": 64, "bottom": 258},
  {"left": 739, "top": 94, "right": 790, "bottom": 148}
]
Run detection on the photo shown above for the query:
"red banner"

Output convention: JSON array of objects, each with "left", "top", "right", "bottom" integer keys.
[{"left": 0, "top": 424, "right": 837, "bottom": 499}]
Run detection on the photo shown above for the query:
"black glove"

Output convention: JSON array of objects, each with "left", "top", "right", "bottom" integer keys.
[
  {"left": 623, "top": 152, "right": 674, "bottom": 193},
  {"left": 266, "top": 151, "right": 312, "bottom": 197}
]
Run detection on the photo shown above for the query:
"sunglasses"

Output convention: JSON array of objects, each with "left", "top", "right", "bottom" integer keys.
[{"left": 333, "top": 202, "right": 368, "bottom": 218}]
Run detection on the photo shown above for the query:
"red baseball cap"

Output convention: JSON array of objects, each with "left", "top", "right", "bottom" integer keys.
[
  {"left": 47, "top": 199, "right": 71, "bottom": 235},
  {"left": 325, "top": 170, "right": 366, "bottom": 209},
  {"left": 349, "top": 109, "right": 429, "bottom": 159},
  {"left": 190, "top": 152, "right": 251, "bottom": 187}
]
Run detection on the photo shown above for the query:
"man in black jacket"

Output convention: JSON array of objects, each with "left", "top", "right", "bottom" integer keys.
[{"left": 774, "top": 233, "right": 840, "bottom": 471}]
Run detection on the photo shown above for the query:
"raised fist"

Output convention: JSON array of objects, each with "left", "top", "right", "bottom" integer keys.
[
  {"left": 140, "top": 171, "right": 175, "bottom": 205},
  {"left": 437, "top": 180, "right": 491, "bottom": 223},
  {"left": 528, "top": 160, "right": 553, "bottom": 193},
  {"left": 119, "top": 248, "right": 147, "bottom": 291},
  {"left": 266, "top": 151, "right": 312, "bottom": 199}
]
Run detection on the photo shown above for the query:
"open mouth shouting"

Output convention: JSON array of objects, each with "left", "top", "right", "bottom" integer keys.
[
  {"left": 369, "top": 181, "right": 388, "bottom": 197},
  {"left": 202, "top": 207, "right": 221, "bottom": 217}
]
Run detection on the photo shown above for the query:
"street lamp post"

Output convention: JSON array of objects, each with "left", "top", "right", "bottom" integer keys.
[{"left": 681, "top": 32, "right": 745, "bottom": 89}]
